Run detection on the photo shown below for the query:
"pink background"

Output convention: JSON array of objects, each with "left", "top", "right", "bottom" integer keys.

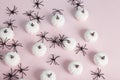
[{"left": 0, "top": 0, "right": 120, "bottom": 80}]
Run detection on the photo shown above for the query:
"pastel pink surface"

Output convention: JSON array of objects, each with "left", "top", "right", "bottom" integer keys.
[{"left": 0, "top": 0, "right": 120, "bottom": 80}]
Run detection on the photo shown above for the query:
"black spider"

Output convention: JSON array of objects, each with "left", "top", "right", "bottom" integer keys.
[
  {"left": 0, "top": 38, "right": 9, "bottom": 50},
  {"left": 57, "top": 34, "right": 67, "bottom": 48},
  {"left": 32, "top": 12, "right": 45, "bottom": 23},
  {"left": 37, "top": 32, "right": 49, "bottom": 43},
  {"left": 33, "top": 0, "right": 44, "bottom": 9},
  {"left": 0, "top": 55, "right": 3, "bottom": 60},
  {"left": 75, "top": 43, "right": 88, "bottom": 56},
  {"left": 91, "top": 68, "right": 105, "bottom": 80},
  {"left": 73, "top": 0, "right": 84, "bottom": 12},
  {"left": 3, "top": 68, "right": 19, "bottom": 80},
  {"left": 47, "top": 54, "right": 60, "bottom": 65},
  {"left": 6, "top": 5, "right": 18, "bottom": 16},
  {"left": 3, "top": 19, "right": 17, "bottom": 30},
  {"left": 23, "top": 10, "right": 34, "bottom": 20},
  {"left": 67, "top": 0, "right": 80, "bottom": 5},
  {"left": 48, "top": 36, "right": 59, "bottom": 48},
  {"left": 8, "top": 39, "right": 23, "bottom": 52},
  {"left": 16, "top": 63, "right": 29, "bottom": 78}
]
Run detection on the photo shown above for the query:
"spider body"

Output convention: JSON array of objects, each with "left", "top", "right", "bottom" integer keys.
[
  {"left": 33, "top": 0, "right": 44, "bottom": 9},
  {"left": 32, "top": 12, "right": 45, "bottom": 23},
  {"left": 57, "top": 34, "right": 67, "bottom": 47},
  {"left": 0, "top": 38, "right": 9, "bottom": 49},
  {"left": 75, "top": 43, "right": 88, "bottom": 56},
  {"left": 23, "top": 10, "right": 34, "bottom": 20},
  {"left": 48, "top": 36, "right": 59, "bottom": 48},
  {"left": 37, "top": 32, "right": 49, "bottom": 43},
  {"left": 3, "top": 68, "right": 18, "bottom": 80},
  {"left": 3, "top": 19, "right": 17, "bottom": 30},
  {"left": 16, "top": 64, "right": 29, "bottom": 78},
  {"left": 6, "top": 6, "right": 18, "bottom": 16},
  {"left": 91, "top": 68, "right": 105, "bottom": 80},
  {"left": 47, "top": 54, "right": 60, "bottom": 65},
  {"left": 8, "top": 39, "right": 23, "bottom": 52}
]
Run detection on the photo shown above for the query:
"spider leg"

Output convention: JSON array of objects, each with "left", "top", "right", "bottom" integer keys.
[
  {"left": 5, "top": 44, "right": 11, "bottom": 50},
  {"left": 54, "top": 61, "right": 59, "bottom": 65},
  {"left": 7, "top": 45, "right": 13, "bottom": 50},
  {"left": 101, "top": 75, "right": 105, "bottom": 79},
  {"left": 40, "top": 16, "right": 45, "bottom": 20},
  {"left": 47, "top": 60, "right": 52, "bottom": 63},
  {"left": 22, "top": 72, "right": 27, "bottom": 78},
  {"left": 24, "top": 67, "right": 29, "bottom": 71},
  {"left": 50, "top": 44, "right": 54, "bottom": 48},
  {"left": 40, "top": 1, "right": 44, "bottom": 6},
  {"left": 41, "top": 39, "right": 44, "bottom": 43},
  {"left": 3, "top": 74, "right": 9, "bottom": 79},
  {"left": 2, "top": 45, "right": 5, "bottom": 49},
  {"left": 55, "top": 56, "right": 60, "bottom": 59},
  {"left": 53, "top": 43, "right": 56, "bottom": 48},
  {"left": 13, "top": 47, "right": 17, "bottom": 52},
  {"left": 91, "top": 71, "right": 99, "bottom": 76},
  {"left": 18, "top": 63, "right": 21, "bottom": 69},
  {"left": 11, "top": 26, "right": 13, "bottom": 30},
  {"left": 82, "top": 50, "right": 86, "bottom": 56},
  {"left": 50, "top": 61, "right": 53, "bottom": 65},
  {"left": 18, "top": 43, "right": 23, "bottom": 47},
  {"left": 51, "top": 54, "right": 54, "bottom": 58},
  {"left": 93, "top": 76, "right": 98, "bottom": 80},
  {"left": 84, "top": 47, "right": 88, "bottom": 50},
  {"left": 45, "top": 37, "right": 49, "bottom": 41},
  {"left": 6, "top": 7, "right": 10, "bottom": 11},
  {"left": 0, "top": 55, "right": 3, "bottom": 60},
  {"left": 37, "top": 38, "right": 42, "bottom": 42},
  {"left": 75, "top": 49, "right": 80, "bottom": 54}
]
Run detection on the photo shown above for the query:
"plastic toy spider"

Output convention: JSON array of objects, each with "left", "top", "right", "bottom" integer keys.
[
  {"left": 6, "top": 5, "right": 18, "bottom": 16},
  {"left": 91, "top": 68, "right": 105, "bottom": 80},
  {"left": 57, "top": 34, "right": 67, "bottom": 48},
  {"left": 48, "top": 36, "right": 59, "bottom": 48},
  {"left": 3, "top": 68, "right": 19, "bottom": 80},
  {"left": 33, "top": 0, "right": 44, "bottom": 9},
  {"left": 8, "top": 39, "right": 23, "bottom": 52},
  {"left": 75, "top": 43, "right": 88, "bottom": 56},
  {"left": 32, "top": 12, "right": 45, "bottom": 23},
  {"left": 52, "top": 9, "right": 64, "bottom": 15},
  {"left": 3, "top": 19, "right": 17, "bottom": 30},
  {"left": 74, "top": 0, "right": 84, "bottom": 11},
  {"left": 16, "top": 63, "right": 29, "bottom": 78},
  {"left": 47, "top": 54, "right": 60, "bottom": 65},
  {"left": 23, "top": 10, "right": 34, "bottom": 20},
  {"left": 37, "top": 32, "right": 49, "bottom": 43},
  {"left": 0, "top": 38, "right": 9, "bottom": 50}
]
